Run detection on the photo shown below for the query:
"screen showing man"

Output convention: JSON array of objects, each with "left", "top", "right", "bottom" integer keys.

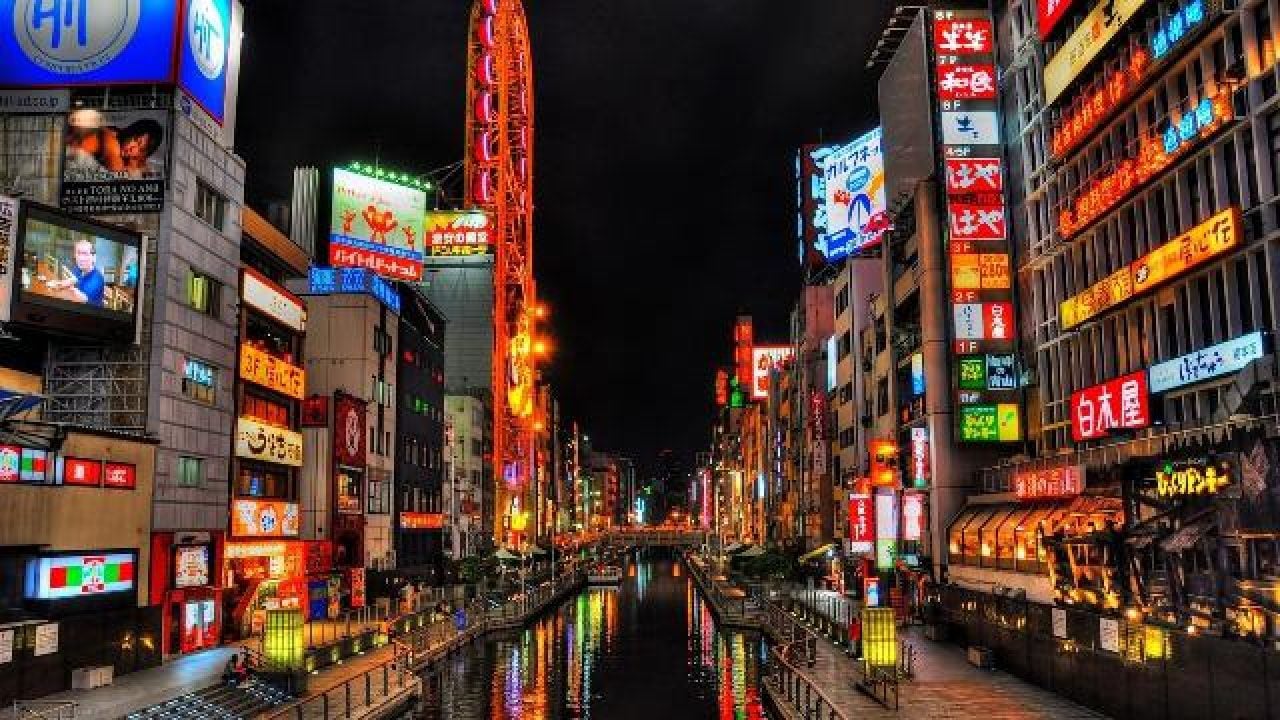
[{"left": 18, "top": 207, "right": 139, "bottom": 322}]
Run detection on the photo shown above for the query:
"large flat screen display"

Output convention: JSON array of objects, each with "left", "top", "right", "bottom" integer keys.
[{"left": 13, "top": 202, "right": 142, "bottom": 342}]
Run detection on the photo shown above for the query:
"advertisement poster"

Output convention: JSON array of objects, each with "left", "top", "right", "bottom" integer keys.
[
  {"left": 425, "top": 210, "right": 493, "bottom": 256},
  {"left": 231, "top": 499, "right": 299, "bottom": 537},
  {"left": 329, "top": 168, "right": 426, "bottom": 281},
  {"left": 33, "top": 623, "right": 58, "bottom": 657},
  {"left": 61, "top": 108, "right": 168, "bottom": 214},
  {"left": 174, "top": 545, "right": 210, "bottom": 588},
  {"left": 821, "top": 127, "right": 888, "bottom": 260},
  {"left": 0, "top": 628, "right": 11, "bottom": 664},
  {"left": 333, "top": 394, "right": 367, "bottom": 468},
  {"left": 1099, "top": 617, "right": 1121, "bottom": 653},
  {"left": 1051, "top": 607, "right": 1068, "bottom": 638},
  {"left": 27, "top": 553, "right": 134, "bottom": 599}
]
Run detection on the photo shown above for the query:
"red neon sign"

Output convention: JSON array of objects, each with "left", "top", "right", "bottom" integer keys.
[
  {"left": 1059, "top": 93, "right": 1232, "bottom": 240},
  {"left": 936, "top": 64, "right": 997, "bottom": 100},
  {"left": 1036, "top": 0, "right": 1077, "bottom": 41},
  {"left": 849, "top": 496, "right": 875, "bottom": 544},
  {"left": 1014, "top": 465, "right": 1086, "bottom": 500},
  {"left": 1050, "top": 47, "right": 1150, "bottom": 160},
  {"left": 949, "top": 203, "right": 1006, "bottom": 242},
  {"left": 945, "top": 157, "right": 1003, "bottom": 195},
  {"left": 932, "top": 18, "right": 994, "bottom": 55},
  {"left": 1070, "top": 371, "right": 1151, "bottom": 442}
]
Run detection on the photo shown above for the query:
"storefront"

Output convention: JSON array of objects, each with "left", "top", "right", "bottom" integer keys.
[
  {"left": 149, "top": 531, "right": 223, "bottom": 656},
  {"left": 223, "top": 539, "right": 307, "bottom": 639}
]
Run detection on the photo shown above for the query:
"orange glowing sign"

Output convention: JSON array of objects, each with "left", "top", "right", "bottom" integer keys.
[
  {"left": 869, "top": 440, "right": 899, "bottom": 487},
  {"left": 1058, "top": 92, "right": 1232, "bottom": 240},
  {"left": 231, "top": 499, "right": 300, "bottom": 538},
  {"left": 239, "top": 344, "right": 305, "bottom": 400},
  {"left": 951, "top": 253, "right": 1011, "bottom": 290},
  {"left": 1061, "top": 207, "right": 1241, "bottom": 329},
  {"left": 400, "top": 512, "right": 444, "bottom": 530},
  {"left": 1050, "top": 47, "right": 1150, "bottom": 159}
]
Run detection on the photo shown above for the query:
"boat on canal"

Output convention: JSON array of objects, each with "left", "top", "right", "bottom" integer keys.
[{"left": 587, "top": 564, "right": 623, "bottom": 584}]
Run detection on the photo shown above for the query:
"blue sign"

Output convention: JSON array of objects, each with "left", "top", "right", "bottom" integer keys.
[
  {"left": 1151, "top": 0, "right": 1206, "bottom": 61},
  {"left": 0, "top": 0, "right": 179, "bottom": 86},
  {"left": 178, "top": 0, "right": 230, "bottom": 123},
  {"left": 1149, "top": 331, "right": 1266, "bottom": 393},
  {"left": 308, "top": 266, "right": 401, "bottom": 315}
]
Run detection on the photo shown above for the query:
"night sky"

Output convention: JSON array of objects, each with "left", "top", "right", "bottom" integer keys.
[{"left": 236, "top": 1, "right": 891, "bottom": 470}]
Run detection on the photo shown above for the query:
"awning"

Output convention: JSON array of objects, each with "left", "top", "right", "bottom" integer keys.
[
  {"left": 738, "top": 545, "right": 766, "bottom": 558},
  {"left": 723, "top": 542, "right": 745, "bottom": 554},
  {"left": 494, "top": 549, "right": 521, "bottom": 561},
  {"left": 1162, "top": 521, "right": 1212, "bottom": 553},
  {"left": 798, "top": 543, "right": 836, "bottom": 563},
  {"left": 1067, "top": 494, "right": 1124, "bottom": 515}
]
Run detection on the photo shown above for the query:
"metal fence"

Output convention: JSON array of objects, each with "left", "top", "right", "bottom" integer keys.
[
  {"left": 759, "top": 599, "right": 849, "bottom": 720},
  {"left": 260, "top": 655, "right": 416, "bottom": 720},
  {"left": 942, "top": 585, "right": 1280, "bottom": 720}
]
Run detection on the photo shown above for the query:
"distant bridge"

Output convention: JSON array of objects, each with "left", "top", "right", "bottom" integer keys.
[{"left": 601, "top": 529, "right": 708, "bottom": 547}]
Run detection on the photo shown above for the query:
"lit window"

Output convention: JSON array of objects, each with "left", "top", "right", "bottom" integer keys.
[
  {"left": 187, "top": 269, "right": 221, "bottom": 316},
  {"left": 177, "top": 456, "right": 203, "bottom": 487},
  {"left": 195, "top": 180, "right": 227, "bottom": 230}
]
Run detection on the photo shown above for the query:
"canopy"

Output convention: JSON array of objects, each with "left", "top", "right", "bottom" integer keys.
[
  {"left": 738, "top": 545, "right": 766, "bottom": 558},
  {"left": 723, "top": 542, "right": 745, "bottom": 554},
  {"left": 798, "top": 543, "right": 836, "bottom": 563},
  {"left": 494, "top": 549, "right": 521, "bottom": 561}
]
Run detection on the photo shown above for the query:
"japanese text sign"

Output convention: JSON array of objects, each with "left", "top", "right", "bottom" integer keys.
[{"left": 1071, "top": 370, "right": 1151, "bottom": 442}]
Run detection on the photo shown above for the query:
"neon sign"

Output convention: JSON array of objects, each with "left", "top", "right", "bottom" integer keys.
[
  {"left": 1156, "top": 459, "right": 1230, "bottom": 497},
  {"left": 1152, "top": 0, "right": 1209, "bottom": 61},
  {"left": 1058, "top": 93, "right": 1232, "bottom": 240},
  {"left": 1014, "top": 465, "right": 1085, "bottom": 500},
  {"left": 1070, "top": 371, "right": 1150, "bottom": 442},
  {"left": 1050, "top": 47, "right": 1150, "bottom": 159},
  {"left": 1149, "top": 332, "right": 1265, "bottom": 393}
]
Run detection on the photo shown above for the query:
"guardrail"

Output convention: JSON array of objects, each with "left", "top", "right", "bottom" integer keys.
[
  {"left": 759, "top": 599, "right": 850, "bottom": 720},
  {"left": 259, "top": 654, "right": 416, "bottom": 720}
]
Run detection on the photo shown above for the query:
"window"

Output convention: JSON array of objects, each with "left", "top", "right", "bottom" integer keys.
[
  {"left": 187, "top": 269, "right": 221, "bottom": 316},
  {"left": 182, "top": 358, "right": 216, "bottom": 405},
  {"left": 242, "top": 393, "right": 289, "bottom": 427},
  {"left": 195, "top": 180, "right": 227, "bottom": 230},
  {"left": 177, "top": 456, "right": 203, "bottom": 487},
  {"left": 876, "top": 379, "right": 889, "bottom": 417},
  {"left": 367, "top": 470, "right": 391, "bottom": 514}
]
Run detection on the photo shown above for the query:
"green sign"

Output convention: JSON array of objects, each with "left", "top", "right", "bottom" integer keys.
[
  {"left": 959, "top": 404, "right": 1021, "bottom": 442},
  {"left": 958, "top": 356, "right": 987, "bottom": 390}
]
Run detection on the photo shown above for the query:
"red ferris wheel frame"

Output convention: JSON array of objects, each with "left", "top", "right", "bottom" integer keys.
[{"left": 465, "top": 0, "right": 536, "bottom": 547}]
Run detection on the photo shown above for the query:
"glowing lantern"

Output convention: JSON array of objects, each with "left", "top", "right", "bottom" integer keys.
[
  {"left": 263, "top": 609, "right": 304, "bottom": 671},
  {"left": 862, "top": 608, "right": 898, "bottom": 672}
]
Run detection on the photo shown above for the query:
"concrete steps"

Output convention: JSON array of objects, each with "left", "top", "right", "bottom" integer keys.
[{"left": 123, "top": 679, "right": 292, "bottom": 720}]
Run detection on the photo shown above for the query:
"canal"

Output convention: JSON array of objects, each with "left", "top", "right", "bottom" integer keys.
[{"left": 415, "top": 552, "right": 771, "bottom": 719}]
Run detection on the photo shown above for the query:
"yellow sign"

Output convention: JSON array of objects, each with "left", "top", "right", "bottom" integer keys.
[
  {"left": 235, "top": 417, "right": 303, "bottom": 467},
  {"left": 1061, "top": 207, "right": 1241, "bottom": 330},
  {"left": 240, "top": 344, "right": 304, "bottom": 400},
  {"left": 1132, "top": 206, "right": 1241, "bottom": 294},
  {"left": 862, "top": 607, "right": 897, "bottom": 671},
  {"left": 996, "top": 403, "right": 1021, "bottom": 442},
  {"left": 1156, "top": 460, "right": 1231, "bottom": 497},
  {"left": 951, "top": 253, "right": 1011, "bottom": 290},
  {"left": 1044, "top": 0, "right": 1150, "bottom": 106}
]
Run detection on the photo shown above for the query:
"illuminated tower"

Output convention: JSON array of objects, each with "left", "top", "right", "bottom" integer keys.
[{"left": 465, "top": 0, "right": 538, "bottom": 549}]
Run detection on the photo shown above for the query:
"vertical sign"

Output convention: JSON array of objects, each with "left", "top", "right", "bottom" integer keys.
[{"left": 932, "top": 9, "right": 1021, "bottom": 443}]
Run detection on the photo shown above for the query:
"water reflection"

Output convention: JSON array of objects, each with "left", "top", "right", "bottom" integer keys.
[{"left": 417, "top": 553, "right": 769, "bottom": 719}]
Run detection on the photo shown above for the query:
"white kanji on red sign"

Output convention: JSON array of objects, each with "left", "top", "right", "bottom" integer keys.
[
  {"left": 945, "top": 158, "right": 1003, "bottom": 194},
  {"left": 937, "top": 64, "right": 998, "bottom": 100}
]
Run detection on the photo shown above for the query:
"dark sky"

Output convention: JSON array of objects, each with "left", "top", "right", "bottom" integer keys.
[{"left": 236, "top": 1, "right": 891, "bottom": 470}]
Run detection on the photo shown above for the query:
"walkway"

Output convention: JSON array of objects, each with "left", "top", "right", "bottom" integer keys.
[{"left": 1, "top": 647, "right": 238, "bottom": 720}]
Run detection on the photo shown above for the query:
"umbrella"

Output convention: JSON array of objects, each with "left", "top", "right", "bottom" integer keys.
[
  {"left": 738, "top": 545, "right": 766, "bottom": 558},
  {"left": 494, "top": 549, "right": 520, "bottom": 561},
  {"left": 723, "top": 542, "right": 744, "bottom": 554}
]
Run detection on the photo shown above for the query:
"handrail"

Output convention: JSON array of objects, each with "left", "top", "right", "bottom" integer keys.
[
  {"left": 758, "top": 599, "right": 851, "bottom": 720},
  {"left": 258, "top": 654, "right": 415, "bottom": 720}
]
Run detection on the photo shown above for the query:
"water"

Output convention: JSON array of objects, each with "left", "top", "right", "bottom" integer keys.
[{"left": 415, "top": 552, "right": 771, "bottom": 719}]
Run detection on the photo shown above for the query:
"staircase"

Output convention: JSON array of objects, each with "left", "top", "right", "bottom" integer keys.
[{"left": 123, "top": 679, "right": 291, "bottom": 720}]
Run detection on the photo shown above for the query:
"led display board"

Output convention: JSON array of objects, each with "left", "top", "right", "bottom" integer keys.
[
  {"left": 1043, "top": 0, "right": 1150, "bottom": 107},
  {"left": 329, "top": 166, "right": 427, "bottom": 281},
  {"left": 13, "top": 201, "right": 142, "bottom": 342},
  {"left": 177, "top": 0, "right": 230, "bottom": 123},
  {"left": 1071, "top": 370, "right": 1151, "bottom": 441},
  {"left": 231, "top": 499, "right": 299, "bottom": 538},
  {"left": 751, "top": 345, "right": 793, "bottom": 399},
  {"left": 1149, "top": 332, "right": 1266, "bottom": 393},
  {"left": 0, "top": 0, "right": 179, "bottom": 86},
  {"left": 25, "top": 552, "right": 135, "bottom": 600},
  {"left": 425, "top": 210, "right": 492, "bottom": 256},
  {"left": 933, "top": 7, "right": 1021, "bottom": 443},
  {"left": 235, "top": 417, "right": 303, "bottom": 467},
  {"left": 307, "top": 266, "right": 401, "bottom": 315},
  {"left": 1061, "top": 207, "right": 1242, "bottom": 329},
  {"left": 821, "top": 127, "right": 888, "bottom": 259}
]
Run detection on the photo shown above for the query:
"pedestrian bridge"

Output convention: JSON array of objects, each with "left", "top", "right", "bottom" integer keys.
[{"left": 602, "top": 529, "right": 707, "bottom": 547}]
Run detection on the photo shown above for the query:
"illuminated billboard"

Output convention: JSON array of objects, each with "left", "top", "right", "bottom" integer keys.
[
  {"left": 13, "top": 201, "right": 142, "bottom": 342},
  {"left": 751, "top": 346, "right": 793, "bottom": 399},
  {"left": 1043, "top": 0, "right": 1149, "bottom": 107},
  {"left": 425, "top": 210, "right": 493, "bottom": 256},
  {"left": 1071, "top": 371, "right": 1151, "bottom": 442},
  {"left": 0, "top": 0, "right": 179, "bottom": 87},
  {"left": 821, "top": 128, "right": 888, "bottom": 259},
  {"left": 1149, "top": 332, "right": 1266, "bottom": 394},
  {"left": 329, "top": 166, "right": 427, "bottom": 281},
  {"left": 231, "top": 499, "right": 300, "bottom": 538},
  {"left": 25, "top": 551, "right": 135, "bottom": 600},
  {"left": 177, "top": 0, "right": 231, "bottom": 123},
  {"left": 1036, "top": 0, "right": 1077, "bottom": 40},
  {"left": 61, "top": 107, "right": 169, "bottom": 214}
]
